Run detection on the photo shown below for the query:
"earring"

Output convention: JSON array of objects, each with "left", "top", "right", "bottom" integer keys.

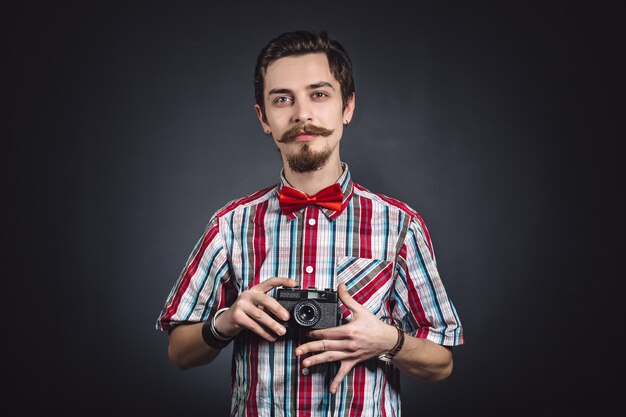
[{"left": 265, "top": 130, "right": 272, "bottom": 136}]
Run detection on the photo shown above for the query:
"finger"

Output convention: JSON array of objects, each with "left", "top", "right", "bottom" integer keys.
[
  {"left": 330, "top": 361, "right": 356, "bottom": 394},
  {"left": 302, "top": 350, "right": 350, "bottom": 368},
  {"left": 245, "top": 305, "right": 287, "bottom": 337},
  {"left": 338, "top": 283, "right": 362, "bottom": 312},
  {"left": 295, "top": 339, "right": 344, "bottom": 356},
  {"left": 247, "top": 292, "right": 291, "bottom": 322},
  {"left": 307, "top": 326, "right": 349, "bottom": 340},
  {"left": 254, "top": 277, "right": 297, "bottom": 293},
  {"left": 237, "top": 313, "right": 279, "bottom": 342}
]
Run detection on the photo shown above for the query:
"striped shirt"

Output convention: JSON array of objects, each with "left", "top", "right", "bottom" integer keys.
[{"left": 157, "top": 163, "right": 464, "bottom": 417}]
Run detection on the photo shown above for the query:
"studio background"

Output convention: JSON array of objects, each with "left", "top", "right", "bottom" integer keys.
[{"left": 6, "top": 1, "right": 621, "bottom": 416}]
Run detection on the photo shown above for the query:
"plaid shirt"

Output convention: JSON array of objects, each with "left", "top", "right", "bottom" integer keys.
[{"left": 157, "top": 164, "right": 464, "bottom": 417}]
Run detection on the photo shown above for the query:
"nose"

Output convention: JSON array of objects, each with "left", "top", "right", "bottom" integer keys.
[{"left": 293, "top": 100, "right": 312, "bottom": 124}]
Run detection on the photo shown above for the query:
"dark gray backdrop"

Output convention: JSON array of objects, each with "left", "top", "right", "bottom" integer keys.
[{"left": 6, "top": 1, "right": 622, "bottom": 416}]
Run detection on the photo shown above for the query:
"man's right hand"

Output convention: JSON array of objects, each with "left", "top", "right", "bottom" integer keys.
[{"left": 214, "top": 277, "right": 297, "bottom": 342}]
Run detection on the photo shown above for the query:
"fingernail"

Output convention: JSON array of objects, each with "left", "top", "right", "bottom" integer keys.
[
  {"left": 295, "top": 349, "right": 302, "bottom": 356},
  {"left": 278, "top": 327, "right": 286, "bottom": 335}
]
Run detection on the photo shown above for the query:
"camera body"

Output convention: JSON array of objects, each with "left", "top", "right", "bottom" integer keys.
[{"left": 274, "top": 286, "right": 341, "bottom": 330}]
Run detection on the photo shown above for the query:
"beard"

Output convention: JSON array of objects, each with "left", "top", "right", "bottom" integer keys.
[{"left": 286, "top": 143, "right": 332, "bottom": 173}]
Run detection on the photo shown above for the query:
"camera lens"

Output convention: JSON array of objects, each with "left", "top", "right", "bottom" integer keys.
[
  {"left": 299, "top": 305, "right": 315, "bottom": 321},
  {"left": 293, "top": 300, "right": 321, "bottom": 327}
]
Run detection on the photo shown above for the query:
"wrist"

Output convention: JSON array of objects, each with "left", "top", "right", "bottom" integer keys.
[
  {"left": 378, "top": 317, "right": 405, "bottom": 363},
  {"left": 213, "top": 308, "right": 237, "bottom": 338},
  {"left": 381, "top": 323, "right": 399, "bottom": 354},
  {"left": 201, "top": 308, "right": 234, "bottom": 349}
]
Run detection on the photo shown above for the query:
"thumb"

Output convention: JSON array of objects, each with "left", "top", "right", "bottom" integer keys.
[{"left": 338, "top": 283, "right": 361, "bottom": 312}]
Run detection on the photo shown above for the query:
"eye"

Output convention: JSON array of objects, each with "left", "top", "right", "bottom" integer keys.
[
  {"left": 312, "top": 91, "right": 328, "bottom": 100},
  {"left": 273, "top": 96, "right": 292, "bottom": 105}
]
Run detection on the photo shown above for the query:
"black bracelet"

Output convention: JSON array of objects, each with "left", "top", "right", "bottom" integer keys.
[{"left": 201, "top": 308, "right": 233, "bottom": 349}]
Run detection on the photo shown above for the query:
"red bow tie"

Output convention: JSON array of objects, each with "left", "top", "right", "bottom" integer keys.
[{"left": 278, "top": 183, "right": 344, "bottom": 214}]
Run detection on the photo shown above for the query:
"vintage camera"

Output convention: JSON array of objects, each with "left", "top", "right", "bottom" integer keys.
[{"left": 274, "top": 286, "right": 341, "bottom": 329}]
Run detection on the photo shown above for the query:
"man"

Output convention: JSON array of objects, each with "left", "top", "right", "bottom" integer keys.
[{"left": 156, "top": 30, "right": 463, "bottom": 416}]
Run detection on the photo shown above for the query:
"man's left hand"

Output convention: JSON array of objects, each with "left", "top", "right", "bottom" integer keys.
[{"left": 295, "top": 283, "right": 399, "bottom": 394}]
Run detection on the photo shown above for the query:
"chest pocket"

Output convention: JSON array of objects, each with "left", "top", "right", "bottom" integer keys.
[{"left": 336, "top": 256, "right": 394, "bottom": 320}]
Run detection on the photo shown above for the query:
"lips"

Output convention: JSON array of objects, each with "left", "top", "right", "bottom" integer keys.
[{"left": 295, "top": 132, "right": 316, "bottom": 141}]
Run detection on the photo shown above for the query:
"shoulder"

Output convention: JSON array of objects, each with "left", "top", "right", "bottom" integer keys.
[
  {"left": 212, "top": 184, "right": 278, "bottom": 221},
  {"left": 352, "top": 182, "right": 433, "bottom": 250},
  {"left": 352, "top": 182, "right": 424, "bottom": 222}
]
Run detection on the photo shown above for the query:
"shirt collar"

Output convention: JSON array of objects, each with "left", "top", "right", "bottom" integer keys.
[{"left": 277, "top": 162, "right": 354, "bottom": 220}]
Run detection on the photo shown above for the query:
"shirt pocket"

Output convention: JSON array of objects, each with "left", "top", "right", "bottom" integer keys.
[{"left": 335, "top": 256, "right": 394, "bottom": 320}]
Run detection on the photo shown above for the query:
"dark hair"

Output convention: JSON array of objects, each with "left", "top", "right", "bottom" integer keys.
[{"left": 254, "top": 31, "right": 355, "bottom": 117}]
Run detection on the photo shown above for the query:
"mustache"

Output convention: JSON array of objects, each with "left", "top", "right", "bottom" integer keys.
[{"left": 278, "top": 124, "right": 335, "bottom": 143}]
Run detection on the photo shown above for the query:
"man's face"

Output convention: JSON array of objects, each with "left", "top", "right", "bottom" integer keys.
[{"left": 255, "top": 53, "right": 355, "bottom": 173}]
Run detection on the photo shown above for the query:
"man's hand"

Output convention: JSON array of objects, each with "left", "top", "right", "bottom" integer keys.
[
  {"left": 214, "top": 277, "right": 297, "bottom": 342},
  {"left": 295, "top": 283, "right": 399, "bottom": 394}
]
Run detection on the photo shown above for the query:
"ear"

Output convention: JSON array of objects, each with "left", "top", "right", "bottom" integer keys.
[
  {"left": 342, "top": 92, "right": 356, "bottom": 124},
  {"left": 255, "top": 104, "right": 271, "bottom": 133}
]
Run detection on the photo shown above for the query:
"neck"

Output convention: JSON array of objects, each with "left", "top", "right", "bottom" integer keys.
[{"left": 283, "top": 158, "right": 343, "bottom": 196}]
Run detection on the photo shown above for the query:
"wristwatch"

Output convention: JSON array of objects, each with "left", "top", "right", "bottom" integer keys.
[{"left": 378, "top": 317, "right": 405, "bottom": 363}]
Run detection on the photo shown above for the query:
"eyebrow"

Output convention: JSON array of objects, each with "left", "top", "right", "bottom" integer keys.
[
  {"left": 268, "top": 82, "right": 336, "bottom": 96},
  {"left": 308, "top": 81, "right": 335, "bottom": 90}
]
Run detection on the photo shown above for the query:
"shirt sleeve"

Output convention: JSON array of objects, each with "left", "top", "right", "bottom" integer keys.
[
  {"left": 392, "top": 215, "right": 464, "bottom": 346},
  {"left": 155, "top": 215, "right": 234, "bottom": 332}
]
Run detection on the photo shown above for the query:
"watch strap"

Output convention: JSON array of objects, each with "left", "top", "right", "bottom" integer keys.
[{"left": 378, "top": 317, "right": 405, "bottom": 363}]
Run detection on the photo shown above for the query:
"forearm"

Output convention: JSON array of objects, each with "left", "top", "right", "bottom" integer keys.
[
  {"left": 391, "top": 334, "right": 453, "bottom": 382},
  {"left": 167, "top": 323, "right": 222, "bottom": 370}
]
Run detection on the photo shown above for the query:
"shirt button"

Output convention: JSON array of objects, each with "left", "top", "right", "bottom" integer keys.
[
  {"left": 301, "top": 367, "right": 310, "bottom": 375},
  {"left": 308, "top": 218, "right": 316, "bottom": 226},
  {"left": 305, "top": 265, "right": 314, "bottom": 274}
]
